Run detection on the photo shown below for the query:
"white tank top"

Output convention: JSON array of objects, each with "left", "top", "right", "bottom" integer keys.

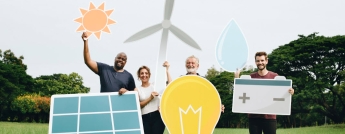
[{"left": 137, "top": 83, "right": 160, "bottom": 115}]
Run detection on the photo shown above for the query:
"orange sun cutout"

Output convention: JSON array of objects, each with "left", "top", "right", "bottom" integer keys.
[{"left": 74, "top": 2, "right": 116, "bottom": 40}]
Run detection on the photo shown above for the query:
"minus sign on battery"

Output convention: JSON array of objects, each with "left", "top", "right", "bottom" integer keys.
[{"left": 273, "top": 98, "right": 285, "bottom": 101}]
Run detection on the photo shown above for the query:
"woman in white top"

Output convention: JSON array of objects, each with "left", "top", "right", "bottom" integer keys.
[{"left": 134, "top": 62, "right": 171, "bottom": 134}]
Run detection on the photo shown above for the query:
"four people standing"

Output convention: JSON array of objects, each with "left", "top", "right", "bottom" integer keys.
[{"left": 82, "top": 32, "right": 294, "bottom": 134}]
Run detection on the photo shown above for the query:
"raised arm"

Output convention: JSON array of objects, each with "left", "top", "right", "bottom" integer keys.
[
  {"left": 82, "top": 32, "right": 98, "bottom": 74},
  {"left": 234, "top": 68, "right": 241, "bottom": 78},
  {"left": 163, "top": 61, "right": 172, "bottom": 85}
]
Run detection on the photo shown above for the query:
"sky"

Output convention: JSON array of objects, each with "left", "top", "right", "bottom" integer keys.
[{"left": 1, "top": 0, "right": 344, "bottom": 93}]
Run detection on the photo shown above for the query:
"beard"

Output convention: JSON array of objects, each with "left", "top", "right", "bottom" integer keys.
[
  {"left": 115, "top": 65, "right": 123, "bottom": 70},
  {"left": 257, "top": 64, "right": 266, "bottom": 70},
  {"left": 186, "top": 68, "right": 197, "bottom": 73},
  {"left": 114, "top": 62, "right": 124, "bottom": 70}
]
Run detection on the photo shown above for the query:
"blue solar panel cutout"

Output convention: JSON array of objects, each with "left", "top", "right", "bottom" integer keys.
[{"left": 48, "top": 91, "right": 144, "bottom": 134}]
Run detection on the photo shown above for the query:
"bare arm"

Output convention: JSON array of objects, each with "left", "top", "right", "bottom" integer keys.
[
  {"left": 164, "top": 61, "right": 172, "bottom": 85},
  {"left": 234, "top": 68, "right": 240, "bottom": 78},
  {"left": 82, "top": 32, "right": 98, "bottom": 74},
  {"left": 166, "top": 70, "right": 172, "bottom": 84},
  {"left": 134, "top": 88, "right": 157, "bottom": 108},
  {"left": 139, "top": 95, "right": 154, "bottom": 108}
]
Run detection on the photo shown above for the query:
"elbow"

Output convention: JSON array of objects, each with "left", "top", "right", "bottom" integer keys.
[
  {"left": 84, "top": 59, "right": 91, "bottom": 65},
  {"left": 84, "top": 61, "right": 89, "bottom": 67},
  {"left": 83, "top": 57, "right": 88, "bottom": 64},
  {"left": 140, "top": 102, "right": 145, "bottom": 108}
]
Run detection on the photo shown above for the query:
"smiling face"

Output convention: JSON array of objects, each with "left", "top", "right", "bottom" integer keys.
[
  {"left": 137, "top": 66, "right": 151, "bottom": 83},
  {"left": 185, "top": 57, "right": 199, "bottom": 74},
  {"left": 255, "top": 56, "right": 268, "bottom": 70},
  {"left": 254, "top": 52, "right": 268, "bottom": 71},
  {"left": 114, "top": 52, "right": 127, "bottom": 70}
]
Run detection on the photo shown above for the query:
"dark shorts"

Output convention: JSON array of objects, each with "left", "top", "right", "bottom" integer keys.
[
  {"left": 249, "top": 118, "right": 277, "bottom": 134},
  {"left": 142, "top": 110, "right": 165, "bottom": 134}
]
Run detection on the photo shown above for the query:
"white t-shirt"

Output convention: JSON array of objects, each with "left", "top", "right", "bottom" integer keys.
[{"left": 137, "top": 83, "right": 160, "bottom": 115}]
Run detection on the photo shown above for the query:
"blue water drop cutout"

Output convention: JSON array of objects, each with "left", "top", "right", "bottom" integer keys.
[{"left": 216, "top": 19, "right": 249, "bottom": 72}]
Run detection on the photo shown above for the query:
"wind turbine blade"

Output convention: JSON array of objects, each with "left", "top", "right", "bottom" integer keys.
[
  {"left": 170, "top": 25, "right": 202, "bottom": 50},
  {"left": 124, "top": 23, "right": 163, "bottom": 43},
  {"left": 164, "top": 0, "right": 174, "bottom": 20}
]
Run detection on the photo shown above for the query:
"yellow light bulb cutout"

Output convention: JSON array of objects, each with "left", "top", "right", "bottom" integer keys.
[{"left": 160, "top": 75, "right": 222, "bottom": 134}]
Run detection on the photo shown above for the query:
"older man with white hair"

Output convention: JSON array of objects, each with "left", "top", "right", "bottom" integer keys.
[
  {"left": 163, "top": 55, "right": 225, "bottom": 113},
  {"left": 185, "top": 55, "right": 201, "bottom": 75}
]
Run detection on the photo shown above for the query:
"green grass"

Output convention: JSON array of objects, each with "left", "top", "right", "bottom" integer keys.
[
  {"left": 0, "top": 122, "right": 344, "bottom": 134},
  {"left": 207, "top": 124, "right": 345, "bottom": 134},
  {"left": 0, "top": 122, "right": 48, "bottom": 134}
]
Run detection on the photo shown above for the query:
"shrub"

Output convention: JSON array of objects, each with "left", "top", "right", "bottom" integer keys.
[{"left": 11, "top": 93, "right": 51, "bottom": 122}]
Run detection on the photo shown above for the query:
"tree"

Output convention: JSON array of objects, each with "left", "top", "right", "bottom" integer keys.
[
  {"left": 205, "top": 66, "right": 256, "bottom": 128},
  {"left": 267, "top": 32, "right": 345, "bottom": 124},
  {"left": 0, "top": 49, "right": 90, "bottom": 121},
  {"left": 33, "top": 72, "right": 90, "bottom": 96},
  {"left": 0, "top": 49, "right": 34, "bottom": 121},
  {"left": 1, "top": 49, "right": 27, "bottom": 70},
  {"left": 205, "top": 65, "right": 220, "bottom": 80}
]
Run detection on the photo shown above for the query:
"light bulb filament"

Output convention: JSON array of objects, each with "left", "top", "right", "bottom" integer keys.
[{"left": 179, "top": 105, "right": 202, "bottom": 134}]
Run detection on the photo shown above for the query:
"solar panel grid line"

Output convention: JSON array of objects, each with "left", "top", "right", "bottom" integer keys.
[
  {"left": 51, "top": 129, "right": 142, "bottom": 134},
  {"left": 52, "top": 130, "right": 114, "bottom": 134},
  {"left": 112, "top": 110, "right": 138, "bottom": 113},
  {"left": 114, "top": 129, "right": 142, "bottom": 132},
  {"left": 53, "top": 111, "right": 114, "bottom": 116},
  {"left": 108, "top": 95, "right": 115, "bottom": 134},
  {"left": 78, "top": 130, "right": 112, "bottom": 133},
  {"left": 52, "top": 113, "right": 79, "bottom": 116},
  {"left": 77, "top": 96, "right": 81, "bottom": 133},
  {"left": 78, "top": 130, "right": 113, "bottom": 133},
  {"left": 52, "top": 110, "right": 140, "bottom": 116}
]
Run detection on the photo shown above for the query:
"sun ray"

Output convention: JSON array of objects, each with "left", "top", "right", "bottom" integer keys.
[
  {"left": 79, "top": 8, "right": 88, "bottom": 16},
  {"left": 89, "top": 2, "right": 96, "bottom": 10},
  {"left": 98, "top": 2, "right": 105, "bottom": 10},
  {"left": 102, "top": 26, "right": 111, "bottom": 33},
  {"left": 107, "top": 19, "right": 116, "bottom": 25},
  {"left": 94, "top": 31, "right": 102, "bottom": 40},
  {"left": 74, "top": 17, "right": 83, "bottom": 23},
  {"left": 76, "top": 25, "right": 85, "bottom": 32},
  {"left": 105, "top": 9, "right": 114, "bottom": 16}
]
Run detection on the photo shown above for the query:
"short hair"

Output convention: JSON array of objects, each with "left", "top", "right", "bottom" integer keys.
[
  {"left": 137, "top": 65, "right": 151, "bottom": 79},
  {"left": 186, "top": 55, "right": 199, "bottom": 64},
  {"left": 115, "top": 52, "right": 127, "bottom": 59},
  {"left": 254, "top": 51, "right": 268, "bottom": 60}
]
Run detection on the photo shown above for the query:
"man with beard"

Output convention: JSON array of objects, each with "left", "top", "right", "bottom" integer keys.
[
  {"left": 184, "top": 55, "right": 225, "bottom": 113},
  {"left": 184, "top": 55, "right": 201, "bottom": 76},
  {"left": 82, "top": 32, "right": 136, "bottom": 95},
  {"left": 163, "top": 55, "right": 225, "bottom": 113},
  {"left": 235, "top": 51, "right": 294, "bottom": 134}
]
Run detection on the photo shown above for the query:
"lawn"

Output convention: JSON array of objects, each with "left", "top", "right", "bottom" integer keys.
[{"left": 0, "top": 122, "right": 344, "bottom": 134}]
